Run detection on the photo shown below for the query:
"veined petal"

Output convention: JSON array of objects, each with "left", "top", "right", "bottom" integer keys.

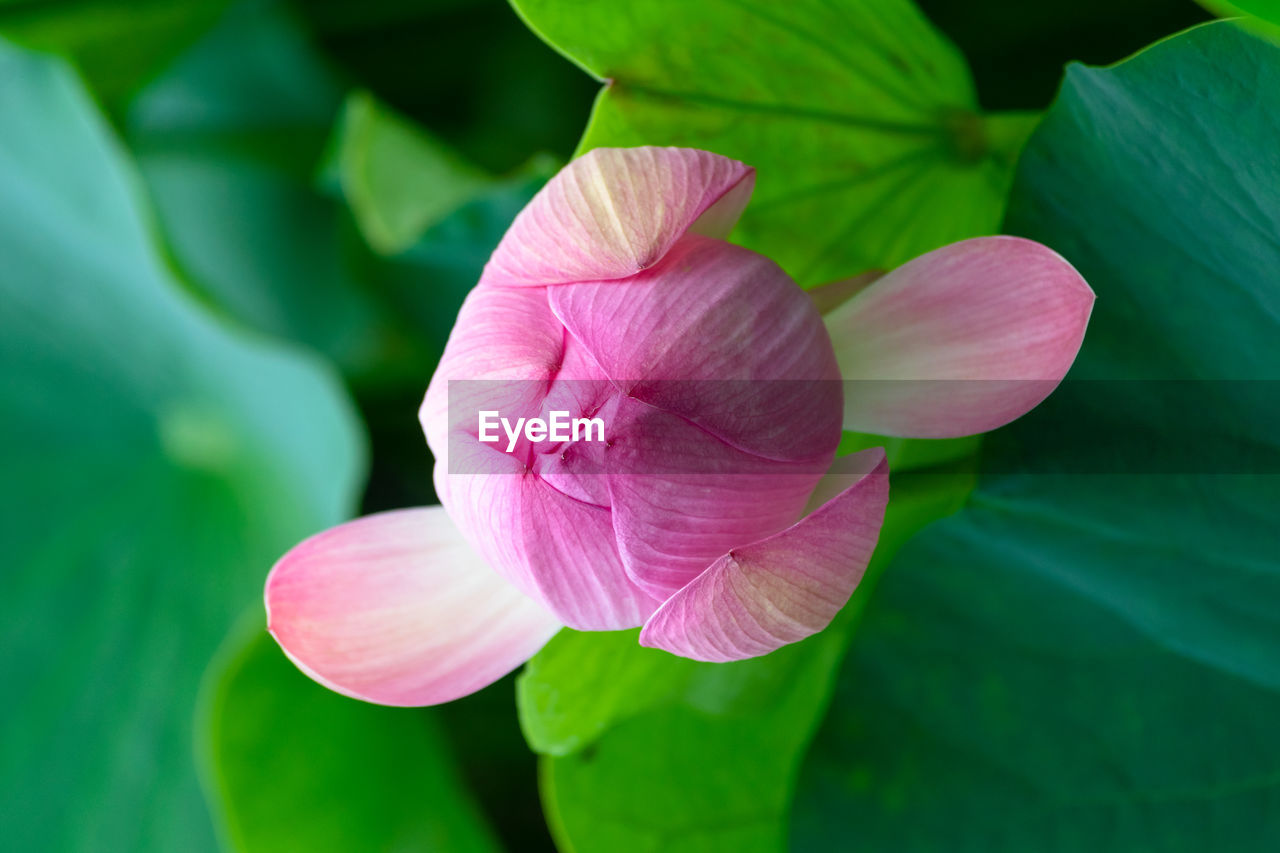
[
  {"left": 484, "top": 147, "right": 755, "bottom": 286},
  {"left": 437, "top": 442, "right": 660, "bottom": 630},
  {"left": 639, "top": 449, "right": 889, "bottom": 662},
  {"left": 265, "top": 507, "right": 561, "bottom": 707},
  {"left": 826, "top": 236, "right": 1094, "bottom": 438},
  {"left": 549, "top": 233, "right": 842, "bottom": 462},
  {"left": 605, "top": 397, "right": 829, "bottom": 600}
]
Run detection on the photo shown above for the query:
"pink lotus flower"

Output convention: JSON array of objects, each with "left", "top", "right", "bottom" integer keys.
[{"left": 265, "top": 147, "right": 1093, "bottom": 706}]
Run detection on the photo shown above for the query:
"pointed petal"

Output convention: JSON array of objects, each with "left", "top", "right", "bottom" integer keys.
[
  {"left": 639, "top": 449, "right": 889, "bottom": 662},
  {"left": 549, "top": 233, "right": 843, "bottom": 462},
  {"left": 825, "top": 236, "right": 1094, "bottom": 438},
  {"left": 265, "top": 507, "right": 561, "bottom": 707},
  {"left": 484, "top": 147, "right": 755, "bottom": 286},
  {"left": 438, "top": 442, "right": 660, "bottom": 630}
]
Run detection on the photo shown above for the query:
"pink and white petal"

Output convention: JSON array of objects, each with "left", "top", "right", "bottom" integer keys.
[
  {"left": 550, "top": 234, "right": 843, "bottom": 462},
  {"left": 639, "top": 449, "right": 889, "bottom": 662},
  {"left": 438, "top": 442, "right": 660, "bottom": 630},
  {"left": 606, "top": 398, "right": 832, "bottom": 601},
  {"left": 825, "top": 236, "right": 1094, "bottom": 438},
  {"left": 265, "top": 507, "right": 561, "bottom": 707},
  {"left": 421, "top": 284, "right": 563, "bottom": 453},
  {"left": 484, "top": 147, "right": 755, "bottom": 286}
]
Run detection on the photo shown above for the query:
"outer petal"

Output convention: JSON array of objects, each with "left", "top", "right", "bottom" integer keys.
[
  {"left": 265, "top": 507, "right": 562, "bottom": 707},
  {"left": 639, "top": 449, "right": 889, "bottom": 662},
  {"left": 549, "top": 233, "right": 843, "bottom": 462},
  {"left": 825, "top": 236, "right": 1094, "bottom": 438},
  {"left": 484, "top": 147, "right": 755, "bottom": 286}
]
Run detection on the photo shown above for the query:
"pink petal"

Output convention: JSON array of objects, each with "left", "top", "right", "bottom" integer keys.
[
  {"left": 604, "top": 397, "right": 830, "bottom": 600},
  {"left": 549, "top": 233, "right": 843, "bottom": 462},
  {"left": 483, "top": 147, "right": 755, "bottom": 287},
  {"left": 438, "top": 441, "right": 661, "bottom": 630},
  {"left": 638, "top": 449, "right": 889, "bottom": 662},
  {"left": 420, "top": 284, "right": 564, "bottom": 452},
  {"left": 265, "top": 507, "right": 561, "bottom": 707},
  {"left": 825, "top": 236, "right": 1094, "bottom": 438}
]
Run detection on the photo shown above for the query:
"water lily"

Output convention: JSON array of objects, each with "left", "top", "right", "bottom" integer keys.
[{"left": 265, "top": 147, "right": 1093, "bottom": 706}]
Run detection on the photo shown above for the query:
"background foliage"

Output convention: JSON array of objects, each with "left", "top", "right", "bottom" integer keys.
[{"left": 3, "top": 0, "right": 1277, "bottom": 851}]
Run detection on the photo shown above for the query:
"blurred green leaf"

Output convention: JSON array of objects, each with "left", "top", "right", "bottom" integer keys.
[
  {"left": 525, "top": 473, "right": 974, "bottom": 851},
  {"left": 126, "top": 0, "right": 553, "bottom": 400},
  {"left": 336, "top": 90, "right": 496, "bottom": 254},
  {"left": 511, "top": 0, "right": 1038, "bottom": 286},
  {"left": 0, "top": 36, "right": 363, "bottom": 852},
  {"left": 201, "top": 621, "right": 501, "bottom": 853},
  {"left": 0, "top": 0, "right": 228, "bottom": 107},
  {"left": 793, "top": 21, "right": 1280, "bottom": 850},
  {"left": 124, "top": 0, "right": 434, "bottom": 392},
  {"left": 295, "top": 0, "right": 598, "bottom": 174}
]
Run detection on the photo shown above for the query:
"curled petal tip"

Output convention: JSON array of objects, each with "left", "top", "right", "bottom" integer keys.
[
  {"left": 484, "top": 146, "right": 755, "bottom": 286},
  {"left": 638, "top": 449, "right": 889, "bottom": 662}
]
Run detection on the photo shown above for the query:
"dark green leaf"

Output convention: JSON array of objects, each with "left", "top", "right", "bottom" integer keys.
[{"left": 793, "top": 22, "right": 1280, "bottom": 850}]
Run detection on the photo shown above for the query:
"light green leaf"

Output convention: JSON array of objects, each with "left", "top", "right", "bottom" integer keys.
[
  {"left": 527, "top": 471, "right": 974, "bottom": 851},
  {"left": 541, "top": 636, "right": 846, "bottom": 853},
  {"left": 201, "top": 620, "right": 501, "bottom": 853},
  {"left": 793, "top": 21, "right": 1280, "bottom": 850},
  {"left": 511, "top": 0, "right": 1038, "bottom": 286},
  {"left": 519, "top": 629, "right": 702, "bottom": 757},
  {"left": 0, "top": 36, "right": 363, "bottom": 853}
]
